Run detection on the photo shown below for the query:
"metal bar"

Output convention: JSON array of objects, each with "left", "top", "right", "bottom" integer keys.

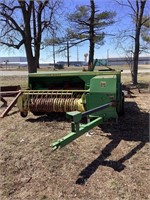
[
  {"left": 82, "top": 102, "right": 113, "bottom": 118},
  {"left": 50, "top": 117, "right": 103, "bottom": 150},
  {"left": 0, "top": 91, "right": 20, "bottom": 97},
  {"left": 24, "top": 93, "right": 74, "bottom": 95},
  {"left": 21, "top": 89, "right": 88, "bottom": 93},
  {"left": 0, "top": 85, "right": 21, "bottom": 91},
  {"left": 88, "top": 58, "right": 98, "bottom": 71},
  {"left": 0, "top": 91, "right": 20, "bottom": 94},
  {"left": 28, "top": 71, "right": 121, "bottom": 77}
]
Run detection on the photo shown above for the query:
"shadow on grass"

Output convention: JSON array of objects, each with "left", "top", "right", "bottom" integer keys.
[
  {"left": 26, "top": 112, "right": 67, "bottom": 122},
  {"left": 26, "top": 112, "right": 87, "bottom": 123},
  {"left": 137, "top": 82, "right": 149, "bottom": 89},
  {"left": 76, "top": 101, "right": 149, "bottom": 185},
  {"left": 8, "top": 110, "right": 19, "bottom": 116}
]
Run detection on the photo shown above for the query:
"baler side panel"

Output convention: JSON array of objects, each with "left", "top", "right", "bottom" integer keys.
[{"left": 86, "top": 75, "right": 118, "bottom": 120}]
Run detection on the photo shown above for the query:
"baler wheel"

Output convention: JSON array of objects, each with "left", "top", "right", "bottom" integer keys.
[
  {"left": 20, "top": 112, "right": 28, "bottom": 118},
  {"left": 118, "top": 92, "right": 124, "bottom": 115}
]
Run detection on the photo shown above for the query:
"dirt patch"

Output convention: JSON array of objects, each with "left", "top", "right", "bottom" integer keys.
[{"left": 0, "top": 90, "right": 149, "bottom": 200}]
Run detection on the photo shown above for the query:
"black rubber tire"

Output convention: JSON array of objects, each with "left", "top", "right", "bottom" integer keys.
[
  {"left": 20, "top": 112, "right": 28, "bottom": 118},
  {"left": 119, "top": 92, "right": 124, "bottom": 116}
]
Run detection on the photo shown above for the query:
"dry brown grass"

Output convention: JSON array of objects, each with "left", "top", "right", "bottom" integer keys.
[
  {"left": 121, "top": 73, "right": 150, "bottom": 88},
  {"left": 0, "top": 74, "right": 150, "bottom": 200},
  {"left": 0, "top": 76, "right": 27, "bottom": 88}
]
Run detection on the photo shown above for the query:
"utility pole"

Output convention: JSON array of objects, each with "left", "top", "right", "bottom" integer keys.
[
  {"left": 107, "top": 49, "right": 109, "bottom": 66},
  {"left": 53, "top": 29, "right": 56, "bottom": 68},
  {"left": 67, "top": 40, "right": 70, "bottom": 67},
  {"left": 77, "top": 45, "right": 79, "bottom": 62}
]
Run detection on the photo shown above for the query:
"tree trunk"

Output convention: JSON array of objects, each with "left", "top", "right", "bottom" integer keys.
[
  {"left": 88, "top": 38, "right": 95, "bottom": 70},
  {"left": 88, "top": 0, "right": 95, "bottom": 71},
  {"left": 33, "top": 1, "right": 40, "bottom": 69},
  {"left": 25, "top": 42, "right": 37, "bottom": 73},
  {"left": 27, "top": 56, "right": 37, "bottom": 73},
  {"left": 131, "top": 0, "right": 147, "bottom": 85},
  {"left": 132, "top": 31, "right": 140, "bottom": 85},
  {"left": 34, "top": 44, "right": 40, "bottom": 70}
]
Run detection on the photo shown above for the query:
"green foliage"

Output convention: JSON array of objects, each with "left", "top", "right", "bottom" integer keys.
[
  {"left": 44, "top": 37, "right": 63, "bottom": 46},
  {"left": 141, "top": 16, "right": 150, "bottom": 43},
  {"left": 67, "top": 4, "right": 116, "bottom": 45}
]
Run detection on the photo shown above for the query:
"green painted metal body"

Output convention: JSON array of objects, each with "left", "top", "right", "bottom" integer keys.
[{"left": 28, "top": 70, "right": 123, "bottom": 118}]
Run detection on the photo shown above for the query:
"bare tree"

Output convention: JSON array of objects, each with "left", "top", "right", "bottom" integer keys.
[
  {"left": 117, "top": 0, "right": 148, "bottom": 85},
  {"left": 0, "top": 0, "right": 62, "bottom": 73}
]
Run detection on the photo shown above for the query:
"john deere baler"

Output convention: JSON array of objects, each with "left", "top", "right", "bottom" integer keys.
[
  {"left": 18, "top": 70, "right": 123, "bottom": 117},
  {"left": 17, "top": 69, "right": 124, "bottom": 149}
]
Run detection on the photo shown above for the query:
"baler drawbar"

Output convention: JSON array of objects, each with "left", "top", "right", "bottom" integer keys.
[{"left": 51, "top": 101, "right": 116, "bottom": 150}]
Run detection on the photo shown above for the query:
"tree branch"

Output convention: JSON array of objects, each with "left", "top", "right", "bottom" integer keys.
[
  {"left": 0, "top": 11, "right": 24, "bottom": 36},
  {"left": 56, "top": 38, "right": 88, "bottom": 54},
  {"left": 128, "top": 0, "right": 136, "bottom": 14},
  {"left": 0, "top": 3, "right": 21, "bottom": 12},
  {"left": 0, "top": 39, "right": 24, "bottom": 49}
]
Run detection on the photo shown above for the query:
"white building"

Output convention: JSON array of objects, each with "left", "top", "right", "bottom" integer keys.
[{"left": 0, "top": 57, "right": 27, "bottom": 67}]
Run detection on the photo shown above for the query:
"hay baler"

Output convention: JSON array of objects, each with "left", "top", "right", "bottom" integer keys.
[{"left": 17, "top": 69, "right": 124, "bottom": 150}]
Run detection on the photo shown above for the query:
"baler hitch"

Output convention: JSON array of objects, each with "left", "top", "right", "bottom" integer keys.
[{"left": 50, "top": 101, "right": 115, "bottom": 150}]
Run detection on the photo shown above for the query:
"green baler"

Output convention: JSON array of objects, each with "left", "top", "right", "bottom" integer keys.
[{"left": 17, "top": 69, "right": 124, "bottom": 149}]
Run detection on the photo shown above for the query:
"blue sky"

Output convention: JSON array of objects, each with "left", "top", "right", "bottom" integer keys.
[{"left": 0, "top": 0, "right": 150, "bottom": 63}]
